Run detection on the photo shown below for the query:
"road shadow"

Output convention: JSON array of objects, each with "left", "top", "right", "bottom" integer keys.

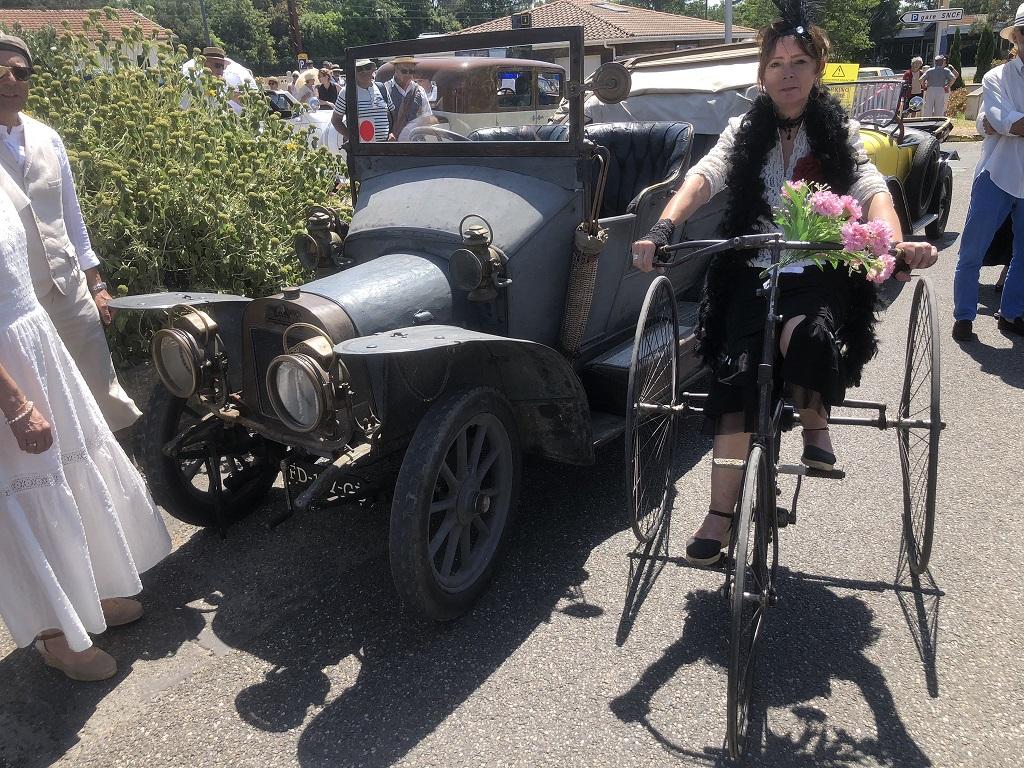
[
  {"left": 894, "top": 539, "right": 942, "bottom": 698},
  {"left": 610, "top": 567, "right": 935, "bottom": 767},
  {"left": 955, "top": 286, "right": 1024, "bottom": 389},
  {"left": 194, "top": 444, "right": 634, "bottom": 768},
  {"left": 616, "top": 415, "right": 712, "bottom": 647}
]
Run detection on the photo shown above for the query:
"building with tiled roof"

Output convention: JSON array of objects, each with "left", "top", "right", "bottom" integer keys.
[
  {"left": 453, "top": 0, "right": 756, "bottom": 75},
  {"left": 0, "top": 8, "right": 173, "bottom": 67},
  {"left": 0, "top": 8, "right": 172, "bottom": 41}
]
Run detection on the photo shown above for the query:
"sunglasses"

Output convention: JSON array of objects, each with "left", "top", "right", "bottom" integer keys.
[{"left": 0, "top": 64, "right": 33, "bottom": 82}]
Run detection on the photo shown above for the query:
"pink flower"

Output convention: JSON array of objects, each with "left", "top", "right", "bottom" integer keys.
[
  {"left": 842, "top": 220, "right": 870, "bottom": 253},
  {"left": 809, "top": 190, "right": 845, "bottom": 218},
  {"left": 839, "top": 195, "right": 862, "bottom": 221},
  {"left": 781, "top": 180, "right": 806, "bottom": 199},
  {"left": 863, "top": 219, "right": 895, "bottom": 257}
]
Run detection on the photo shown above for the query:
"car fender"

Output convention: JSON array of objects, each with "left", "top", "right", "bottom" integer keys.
[{"left": 337, "top": 326, "right": 594, "bottom": 465}]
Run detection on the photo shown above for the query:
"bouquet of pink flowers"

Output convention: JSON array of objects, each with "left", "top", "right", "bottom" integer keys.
[{"left": 773, "top": 180, "right": 896, "bottom": 283}]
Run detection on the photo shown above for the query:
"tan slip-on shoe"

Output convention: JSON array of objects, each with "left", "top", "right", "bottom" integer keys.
[
  {"left": 101, "top": 597, "right": 144, "bottom": 627},
  {"left": 35, "top": 636, "right": 117, "bottom": 682}
]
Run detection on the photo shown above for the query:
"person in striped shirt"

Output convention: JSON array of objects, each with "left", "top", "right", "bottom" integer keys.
[{"left": 331, "top": 59, "right": 394, "bottom": 144}]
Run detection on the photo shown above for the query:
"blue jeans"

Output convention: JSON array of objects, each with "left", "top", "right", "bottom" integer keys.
[{"left": 953, "top": 171, "right": 1024, "bottom": 321}]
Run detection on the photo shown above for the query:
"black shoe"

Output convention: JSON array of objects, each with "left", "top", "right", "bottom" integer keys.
[
  {"left": 997, "top": 314, "right": 1024, "bottom": 336},
  {"left": 801, "top": 444, "right": 837, "bottom": 471},
  {"left": 685, "top": 510, "right": 732, "bottom": 566},
  {"left": 951, "top": 320, "right": 976, "bottom": 342}
]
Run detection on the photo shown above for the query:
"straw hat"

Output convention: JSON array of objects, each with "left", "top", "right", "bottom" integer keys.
[{"left": 1000, "top": 2, "right": 1024, "bottom": 41}]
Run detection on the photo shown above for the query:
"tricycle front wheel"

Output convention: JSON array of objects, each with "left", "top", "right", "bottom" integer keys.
[{"left": 389, "top": 387, "right": 522, "bottom": 621}]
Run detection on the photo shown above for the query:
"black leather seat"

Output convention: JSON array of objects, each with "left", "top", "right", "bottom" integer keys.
[
  {"left": 467, "top": 124, "right": 569, "bottom": 142},
  {"left": 582, "top": 122, "right": 693, "bottom": 219}
]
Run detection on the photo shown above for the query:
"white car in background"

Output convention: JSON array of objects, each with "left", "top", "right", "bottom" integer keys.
[{"left": 265, "top": 89, "right": 344, "bottom": 155}]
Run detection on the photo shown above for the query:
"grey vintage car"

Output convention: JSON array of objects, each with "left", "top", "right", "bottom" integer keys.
[{"left": 115, "top": 26, "right": 713, "bottom": 620}]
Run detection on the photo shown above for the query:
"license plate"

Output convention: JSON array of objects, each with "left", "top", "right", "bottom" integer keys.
[{"left": 284, "top": 460, "right": 367, "bottom": 501}]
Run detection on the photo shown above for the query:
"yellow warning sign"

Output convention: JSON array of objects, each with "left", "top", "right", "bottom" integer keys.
[{"left": 823, "top": 63, "right": 859, "bottom": 82}]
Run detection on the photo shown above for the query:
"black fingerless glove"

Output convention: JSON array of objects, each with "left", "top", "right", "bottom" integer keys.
[{"left": 644, "top": 218, "right": 676, "bottom": 248}]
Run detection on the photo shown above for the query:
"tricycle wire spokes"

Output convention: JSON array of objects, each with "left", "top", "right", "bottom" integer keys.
[
  {"left": 898, "top": 278, "right": 941, "bottom": 575},
  {"left": 727, "top": 444, "right": 775, "bottom": 759},
  {"left": 625, "top": 276, "right": 679, "bottom": 543}
]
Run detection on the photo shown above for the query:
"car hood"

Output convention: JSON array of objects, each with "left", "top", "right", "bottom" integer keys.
[{"left": 345, "top": 164, "right": 577, "bottom": 256}]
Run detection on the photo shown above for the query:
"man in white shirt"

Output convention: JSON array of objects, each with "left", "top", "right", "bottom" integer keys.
[
  {"left": 921, "top": 55, "right": 957, "bottom": 117},
  {"left": 953, "top": 13, "right": 1024, "bottom": 339},
  {"left": 331, "top": 59, "right": 394, "bottom": 143},
  {"left": 384, "top": 57, "right": 433, "bottom": 139},
  {"left": 0, "top": 35, "right": 142, "bottom": 434}
]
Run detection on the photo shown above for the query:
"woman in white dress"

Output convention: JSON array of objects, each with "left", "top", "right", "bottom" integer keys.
[{"left": 0, "top": 190, "right": 171, "bottom": 681}]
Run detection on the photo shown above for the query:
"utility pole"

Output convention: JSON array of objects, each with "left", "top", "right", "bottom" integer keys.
[
  {"left": 198, "top": 0, "right": 210, "bottom": 45},
  {"left": 724, "top": 0, "right": 733, "bottom": 42},
  {"left": 933, "top": 0, "right": 949, "bottom": 58},
  {"left": 287, "top": 0, "right": 303, "bottom": 55}
]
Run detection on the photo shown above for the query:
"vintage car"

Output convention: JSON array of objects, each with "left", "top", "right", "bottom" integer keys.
[
  {"left": 574, "top": 43, "right": 956, "bottom": 240},
  {"left": 114, "top": 26, "right": 711, "bottom": 621},
  {"left": 264, "top": 89, "right": 342, "bottom": 154}
]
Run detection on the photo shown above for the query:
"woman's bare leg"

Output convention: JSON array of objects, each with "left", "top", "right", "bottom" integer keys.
[{"left": 780, "top": 314, "right": 834, "bottom": 454}]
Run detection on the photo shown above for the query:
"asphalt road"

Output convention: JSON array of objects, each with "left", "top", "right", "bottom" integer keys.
[{"left": 2, "top": 139, "right": 1021, "bottom": 768}]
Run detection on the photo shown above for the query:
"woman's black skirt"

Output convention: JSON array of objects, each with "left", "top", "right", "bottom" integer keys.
[{"left": 703, "top": 263, "right": 854, "bottom": 435}]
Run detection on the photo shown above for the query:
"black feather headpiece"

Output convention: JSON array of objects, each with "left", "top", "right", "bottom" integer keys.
[{"left": 770, "top": 0, "right": 822, "bottom": 38}]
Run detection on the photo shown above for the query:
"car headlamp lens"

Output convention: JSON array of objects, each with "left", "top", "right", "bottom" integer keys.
[
  {"left": 267, "top": 354, "right": 329, "bottom": 432},
  {"left": 152, "top": 328, "right": 201, "bottom": 398}
]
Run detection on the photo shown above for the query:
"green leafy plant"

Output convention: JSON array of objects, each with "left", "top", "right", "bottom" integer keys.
[
  {"left": 975, "top": 23, "right": 996, "bottom": 82},
  {"left": 9, "top": 15, "right": 347, "bottom": 365}
]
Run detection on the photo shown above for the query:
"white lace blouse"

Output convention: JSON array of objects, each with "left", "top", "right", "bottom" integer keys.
[{"left": 685, "top": 116, "right": 890, "bottom": 270}]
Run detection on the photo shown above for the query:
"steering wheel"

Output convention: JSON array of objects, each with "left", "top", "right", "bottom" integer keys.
[
  {"left": 856, "top": 109, "right": 895, "bottom": 126},
  {"left": 406, "top": 125, "right": 470, "bottom": 142},
  {"left": 497, "top": 87, "right": 516, "bottom": 96}
]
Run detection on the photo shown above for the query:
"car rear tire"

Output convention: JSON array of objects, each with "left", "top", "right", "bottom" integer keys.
[
  {"left": 388, "top": 387, "right": 522, "bottom": 621},
  {"left": 925, "top": 164, "right": 953, "bottom": 240},
  {"left": 905, "top": 132, "right": 940, "bottom": 222},
  {"left": 138, "top": 385, "right": 280, "bottom": 527}
]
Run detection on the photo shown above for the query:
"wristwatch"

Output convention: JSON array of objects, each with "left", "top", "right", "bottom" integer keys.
[{"left": 89, "top": 281, "right": 108, "bottom": 295}]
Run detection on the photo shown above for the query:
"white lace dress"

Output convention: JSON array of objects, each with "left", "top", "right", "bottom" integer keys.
[{"left": 0, "top": 191, "right": 171, "bottom": 653}]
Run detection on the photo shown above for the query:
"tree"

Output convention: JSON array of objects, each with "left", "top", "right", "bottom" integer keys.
[
  {"left": 868, "top": 0, "right": 902, "bottom": 64},
  {"left": 975, "top": 22, "right": 995, "bottom": 82},
  {"left": 732, "top": 0, "right": 877, "bottom": 60},
  {"left": 948, "top": 26, "right": 964, "bottom": 89}
]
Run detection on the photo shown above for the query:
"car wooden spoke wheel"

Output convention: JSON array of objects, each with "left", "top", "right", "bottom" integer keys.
[
  {"left": 138, "top": 386, "right": 280, "bottom": 527},
  {"left": 726, "top": 444, "right": 776, "bottom": 759},
  {"left": 625, "top": 276, "right": 679, "bottom": 544},
  {"left": 389, "top": 387, "right": 521, "bottom": 621},
  {"left": 898, "top": 278, "right": 941, "bottom": 575}
]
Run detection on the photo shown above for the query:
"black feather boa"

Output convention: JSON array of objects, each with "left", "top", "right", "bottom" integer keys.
[{"left": 696, "top": 88, "right": 880, "bottom": 388}]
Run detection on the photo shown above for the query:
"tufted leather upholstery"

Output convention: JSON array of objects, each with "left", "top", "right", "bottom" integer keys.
[
  {"left": 467, "top": 121, "right": 693, "bottom": 221},
  {"left": 467, "top": 124, "right": 569, "bottom": 142},
  {"left": 582, "top": 122, "right": 693, "bottom": 220}
]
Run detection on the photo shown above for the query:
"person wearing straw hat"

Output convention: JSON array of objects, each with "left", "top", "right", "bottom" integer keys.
[{"left": 952, "top": 9, "right": 1024, "bottom": 339}]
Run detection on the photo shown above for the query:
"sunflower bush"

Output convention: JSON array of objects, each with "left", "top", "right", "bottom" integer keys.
[{"left": 14, "top": 12, "right": 347, "bottom": 365}]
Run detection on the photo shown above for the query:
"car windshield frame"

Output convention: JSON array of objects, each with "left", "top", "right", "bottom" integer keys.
[{"left": 343, "top": 26, "right": 584, "bottom": 158}]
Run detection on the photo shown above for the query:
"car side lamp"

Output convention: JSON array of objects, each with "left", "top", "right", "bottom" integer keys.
[
  {"left": 294, "top": 205, "right": 352, "bottom": 273},
  {"left": 449, "top": 215, "right": 511, "bottom": 302}
]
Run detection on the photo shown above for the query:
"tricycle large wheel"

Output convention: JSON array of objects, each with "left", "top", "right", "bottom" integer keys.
[
  {"left": 625, "top": 276, "right": 678, "bottom": 544},
  {"left": 898, "top": 278, "right": 941, "bottom": 575},
  {"left": 389, "top": 387, "right": 521, "bottom": 621},
  {"left": 726, "top": 444, "right": 776, "bottom": 759},
  {"left": 925, "top": 164, "right": 953, "bottom": 240},
  {"left": 137, "top": 385, "right": 280, "bottom": 527}
]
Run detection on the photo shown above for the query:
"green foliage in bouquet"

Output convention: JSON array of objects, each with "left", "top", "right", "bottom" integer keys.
[{"left": 11, "top": 11, "right": 347, "bottom": 365}]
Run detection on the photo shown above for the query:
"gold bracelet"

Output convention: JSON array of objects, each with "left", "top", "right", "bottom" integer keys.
[{"left": 6, "top": 399, "right": 33, "bottom": 425}]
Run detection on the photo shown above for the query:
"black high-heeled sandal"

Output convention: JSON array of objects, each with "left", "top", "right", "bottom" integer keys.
[
  {"left": 685, "top": 509, "right": 733, "bottom": 566},
  {"left": 801, "top": 426, "right": 836, "bottom": 470}
]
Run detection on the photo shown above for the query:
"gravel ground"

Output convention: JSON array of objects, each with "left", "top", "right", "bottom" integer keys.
[{"left": 1, "top": 140, "right": 1021, "bottom": 768}]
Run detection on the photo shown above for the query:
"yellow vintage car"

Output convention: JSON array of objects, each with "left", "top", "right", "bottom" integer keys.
[{"left": 831, "top": 78, "right": 955, "bottom": 239}]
